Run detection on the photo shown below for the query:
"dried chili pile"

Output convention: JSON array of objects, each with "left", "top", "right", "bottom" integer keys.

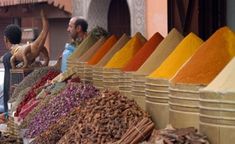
[
  {"left": 14, "top": 71, "right": 60, "bottom": 117},
  {"left": 57, "top": 90, "right": 148, "bottom": 144},
  {"left": 24, "top": 82, "right": 100, "bottom": 138},
  {"left": 11, "top": 87, "right": 31, "bottom": 113},
  {"left": 9, "top": 66, "right": 59, "bottom": 103}
]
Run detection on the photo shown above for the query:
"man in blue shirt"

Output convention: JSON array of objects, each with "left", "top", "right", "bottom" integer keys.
[{"left": 60, "top": 17, "right": 88, "bottom": 72}]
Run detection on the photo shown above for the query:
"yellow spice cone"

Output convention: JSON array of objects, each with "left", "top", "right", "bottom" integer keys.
[
  {"left": 172, "top": 27, "right": 235, "bottom": 84},
  {"left": 105, "top": 32, "right": 146, "bottom": 69},
  {"left": 149, "top": 32, "right": 203, "bottom": 79}
]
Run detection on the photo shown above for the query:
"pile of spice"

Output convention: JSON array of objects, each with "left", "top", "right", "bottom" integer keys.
[
  {"left": 69, "top": 26, "right": 108, "bottom": 61},
  {"left": 201, "top": 58, "right": 235, "bottom": 92},
  {"left": 22, "top": 78, "right": 80, "bottom": 127},
  {"left": 20, "top": 82, "right": 67, "bottom": 129},
  {"left": 143, "top": 126, "right": 209, "bottom": 144},
  {"left": 88, "top": 35, "right": 118, "bottom": 65},
  {"left": 14, "top": 71, "right": 60, "bottom": 117},
  {"left": 9, "top": 66, "right": 59, "bottom": 103},
  {"left": 79, "top": 37, "right": 107, "bottom": 62},
  {"left": 122, "top": 32, "right": 164, "bottom": 71},
  {"left": 0, "top": 132, "right": 23, "bottom": 144},
  {"left": 172, "top": 27, "right": 235, "bottom": 85},
  {"left": 96, "top": 34, "right": 130, "bottom": 67},
  {"left": 10, "top": 87, "right": 31, "bottom": 113},
  {"left": 105, "top": 32, "right": 146, "bottom": 69},
  {"left": 136, "top": 28, "right": 184, "bottom": 75},
  {"left": 24, "top": 82, "right": 100, "bottom": 138},
  {"left": 68, "top": 34, "right": 97, "bottom": 61},
  {"left": 57, "top": 90, "right": 148, "bottom": 144},
  {"left": 149, "top": 33, "right": 203, "bottom": 79},
  {"left": 51, "top": 68, "right": 75, "bottom": 83},
  {"left": 199, "top": 58, "right": 235, "bottom": 144},
  {"left": 31, "top": 108, "right": 81, "bottom": 144}
]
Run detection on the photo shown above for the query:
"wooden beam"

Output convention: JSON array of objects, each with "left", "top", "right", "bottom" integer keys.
[{"left": 0, "top": 4, "right": 71, "bottom": 18}]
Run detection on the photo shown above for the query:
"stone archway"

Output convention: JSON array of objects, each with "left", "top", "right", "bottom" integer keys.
[
  {"left": 127, "top": 0, "right": 146, "bottom": 36},
  {"left": 87, "top": 0, "right": 112, "bottom": 31},
  {"left": 72, "top": 0, "right": 146, "bottom": 37}
]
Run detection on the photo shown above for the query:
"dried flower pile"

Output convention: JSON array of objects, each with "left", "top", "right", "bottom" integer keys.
[
  {"left": 14, "top": 71, "right": 60, "bottom": 117},
  {"left": 20, "top": 82, "right": 67, "bottom": 129},
  {"left": 25, "top": 82, "right": 99, "bottom": 138},
  {"left": 31, "top": 108, "right": 80, "bottom": 144}
]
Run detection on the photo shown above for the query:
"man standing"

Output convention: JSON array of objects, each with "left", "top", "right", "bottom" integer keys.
[
  {"left": 60, "top": 17, "right": 88, "bottom": 72},
  {"left": 67, "top": 17, "right": 88, "bottom": 44},
  {"left": 2, "top": 24, "right": 22, "bottom": 112}
]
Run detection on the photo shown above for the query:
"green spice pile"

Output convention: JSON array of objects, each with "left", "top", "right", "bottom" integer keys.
[
  {"left": 0, "top": 132, "right": 23, "bottom": 144},
  {"left": 9, "top": 66, "right": 59, "bottom": 103}
]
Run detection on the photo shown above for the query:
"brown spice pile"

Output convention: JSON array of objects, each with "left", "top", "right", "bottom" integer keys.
[{"left": 56, "top": 90, "right": 148, "bottom": 144}]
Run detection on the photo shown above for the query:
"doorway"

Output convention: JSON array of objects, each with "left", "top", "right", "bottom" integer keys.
[{"left": 108, "top": 0, "right": 131, "bottom": 37}]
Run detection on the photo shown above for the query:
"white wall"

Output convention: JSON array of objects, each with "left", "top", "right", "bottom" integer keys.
[
  {"left": 146, "top": 0, "right": 168, "bottom": 38},
  {"left": 72, "top": 0, "right": 147, "bottom": 37},
  {"left": 87, "top": 0, "right": 111, "bottom": 31}
]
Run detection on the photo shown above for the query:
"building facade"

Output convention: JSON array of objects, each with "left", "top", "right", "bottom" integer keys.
[
  {"left": 1, "top": 0, "right": 234, "bottom": 59},
  {"left": 0, "top": 0, "right": 72, "bottom": 59}
]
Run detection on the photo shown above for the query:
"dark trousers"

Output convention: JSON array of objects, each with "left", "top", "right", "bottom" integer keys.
[{"left": 3, "top": 52, "right": 12, "bottom": 112}]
